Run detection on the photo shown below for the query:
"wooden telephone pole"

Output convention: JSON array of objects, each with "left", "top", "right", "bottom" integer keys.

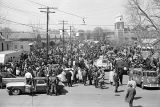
[
  {"left": 59, "top": 20, "right": 68, "bottom": 62},
  {"left": 39, "top": 6, "right": 56, "bottom": 60}
]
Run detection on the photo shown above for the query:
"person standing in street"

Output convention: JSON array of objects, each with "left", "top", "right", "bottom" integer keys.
[
  {"left": 113, "top": 72, "right": 119, "bottom": 92},
  {"left": 125, "top": 84, "right": 136, "bottom": 107},
  {"left": 88, "top": 65, "right": 93, "bottom": 85},
  {"left": 127, "top": 77, "right": 136, "bottom": 89},
  {"left": 46, "top": 74, "right": 50, "bottom": 95},
  {"left": 25, "top": 70, "right": 33, "bottom": 85},
  {"left": 109, "top": 69, "right": 115, "bottom": 85},
  {"left": 66, "top": 70, "right": 72, "bottom": 87}
]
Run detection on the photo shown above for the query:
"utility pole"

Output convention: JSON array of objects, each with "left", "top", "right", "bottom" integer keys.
[
  {"left": 59, "top": 20, "right": 68, "bottom": 63},
  {"left": 70, "top": 26, "right": 73, "bottom": 67},
  {"left": 39, "top": 6, "right": 56, "bottom": 61}
]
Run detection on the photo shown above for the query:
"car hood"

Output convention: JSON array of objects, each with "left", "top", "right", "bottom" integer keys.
[{"left": 94, "top": 60, "right": 108, "bottom": 67}]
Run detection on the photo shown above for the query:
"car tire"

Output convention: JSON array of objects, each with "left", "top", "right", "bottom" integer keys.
[
  {"left": 11, "top": 89, "right": 21, "bottom": 95},
  {"left": 141, "top": 83, "right": 144, "bottom": 89}
]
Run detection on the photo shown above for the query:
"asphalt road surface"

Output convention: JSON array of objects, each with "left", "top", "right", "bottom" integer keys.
[{"left": 0, "top": 73, "right": 160, "bottom": 107}]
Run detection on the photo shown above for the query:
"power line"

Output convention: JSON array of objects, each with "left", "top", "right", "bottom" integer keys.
[
  {"left": 26, "top": 0, "right": 86, "bottom": 20},
  {"left": 10, "top": 23, "right": 150, "bottom": 27},
  {"left": 0, "top": 17, "right": 46, "bottom": 31},
  {"left": 56, "top": 9, "right": 84, "bottom": 19},
  {"left": 0, "top": 2, "right": 37, "bottom": 15},
  {"left": 27, "top": 0, "right": 47, "bottom": 7}
]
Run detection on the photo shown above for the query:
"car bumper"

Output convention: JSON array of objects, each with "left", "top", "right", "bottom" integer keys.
[{"left": 144, "top": 84, "right": 160, "bottom": 88}]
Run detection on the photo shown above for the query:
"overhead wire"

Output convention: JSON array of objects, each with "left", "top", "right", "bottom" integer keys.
[
  {"left": 26, "top": 0, "right": 86, "bottom": 19},
  {"left": 0, "top": 1, "right": 44, "bottom": 17},
  {"left": 0, "top": 17, "right": 66, "bottom": 34},
  {"left": 0, "top": 17, "right": 46, "bottom": 31},
  {"left": 1, "top": 0, "right": 150, "bottom": 31}
]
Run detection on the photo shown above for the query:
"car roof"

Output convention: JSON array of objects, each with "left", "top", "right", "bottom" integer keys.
[{"left": 143, "top": 70, "right": 157, "bottom": 73}]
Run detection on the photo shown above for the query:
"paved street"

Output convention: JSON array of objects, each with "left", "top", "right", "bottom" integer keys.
[{"left": 0, "top": 73, "right": 160, "bottom": 107}]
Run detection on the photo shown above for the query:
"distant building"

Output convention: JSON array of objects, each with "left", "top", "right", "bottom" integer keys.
[
  {"left": 11, "top": 41, "right": 32, "bottom": 52},
  {"left": 0, "top": 33, "right": 12, "bottom": 51},
  {"left": 9, "top": 32, "right": 36, "bottom": 52},
  {"left": 8, "top": 31, "right": 72, "bottom": 52},
  {"left": 114, "top": 15, "right": 124, "bottom": 44}
]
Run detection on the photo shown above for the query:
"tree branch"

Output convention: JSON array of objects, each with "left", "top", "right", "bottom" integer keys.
[{"left": 133, "top": 0, "right": 159, "bottom": 31}]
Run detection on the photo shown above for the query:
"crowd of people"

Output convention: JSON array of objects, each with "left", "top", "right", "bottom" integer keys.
[{"left": 1, "top": 39, "right": 160, "bottom": 106}]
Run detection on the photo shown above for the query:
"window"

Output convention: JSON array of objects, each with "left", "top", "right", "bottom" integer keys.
[
  {"left": 20, "top": 45, "right": 23, "bottom": 49},
  {"left": 147, "top": 72, "right": 157, "bottom": 77},
  {"left": 37, "top": 80, "right": 45, "bottom": 84},
  {"left": 14, "top": 45, "right": 17, "bottom": 49},
  {"left": 2, "top": 43, "right": 4, "bottom": 51},
  {"left": 7, "top": 44, "right": 9, "bottom": 50}
]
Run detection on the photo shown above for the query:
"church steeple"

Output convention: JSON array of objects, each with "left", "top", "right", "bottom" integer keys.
[
  {"left": 114, "top": 14, "right": 124, "bottom": 44},
  {"left": 115, "top": 15, "right": 124, "bottom": 30}
]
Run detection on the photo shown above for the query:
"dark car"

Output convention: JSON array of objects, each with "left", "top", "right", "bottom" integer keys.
[{"left": 6, "top": 77, "right": 65, "bottom": 95}]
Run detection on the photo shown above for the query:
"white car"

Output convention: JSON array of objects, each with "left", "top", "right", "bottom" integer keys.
[{"left": 94, "top": 58, "right": 112, "bottom": 71}]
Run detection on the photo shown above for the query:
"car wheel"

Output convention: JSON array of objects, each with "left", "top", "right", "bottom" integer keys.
[
  {"left": 12, "top": 89, "right": 21, "bottom": 95},
  {"left": 8, "top": 90, "right": 12, "bottom": 95},
  {"left": 141, "top": 83, "right": 144, "bottom": 89}
]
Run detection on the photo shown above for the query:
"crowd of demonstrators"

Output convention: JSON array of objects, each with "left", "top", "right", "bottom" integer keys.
[{"left": 0, "top": 39, "right": 160, "bottom": 100}]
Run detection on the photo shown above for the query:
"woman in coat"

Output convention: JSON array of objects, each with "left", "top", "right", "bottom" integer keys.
[{"left": 77, "top": 67, "right": 83, "bottom": 83}]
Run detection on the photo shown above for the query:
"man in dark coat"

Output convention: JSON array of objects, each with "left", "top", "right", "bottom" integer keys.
[
  {"left": 82, "top": 68, "right": 88, "bottom": 86},
  {"left": 66, "top": 71, "right": 72, "bottom": 87},
  {"left": 88, "top": 66, "right": 93, "bottom": 85},
  {"left": 46, "top": 75, "right": 50, "bottom": 95},
  {"left": 113, "top": 72, "right": 119, "bottom": 92},
  {"left": 125, "top": 84, "right": 136, "bottom": 107}
]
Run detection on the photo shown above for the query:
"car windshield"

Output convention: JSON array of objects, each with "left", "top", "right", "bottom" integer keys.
[{"left": 147, "top": 72, "right": 157, "bottom": 77}]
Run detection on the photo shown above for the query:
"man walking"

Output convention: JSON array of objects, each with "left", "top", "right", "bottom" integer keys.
[
  {"left": 125, "top": 84, "right": 136, "bottom": 107},
  {"left": 113, "top": 72, "right": 119, "bottom": 92}
]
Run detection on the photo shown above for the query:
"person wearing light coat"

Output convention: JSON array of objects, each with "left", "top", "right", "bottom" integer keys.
[{"left": 109, "top": 69, "right": 115, "bottom": 85}]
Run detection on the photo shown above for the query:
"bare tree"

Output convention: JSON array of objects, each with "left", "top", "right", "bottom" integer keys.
[
  {"left": 125, "top": 0, "right": 160, "bottom": 31},
  {"left": 92, "top": 27, "right": 104, "bottom": 41},
  {"left": 0, "top": 27, "right": 12, "bottom": 38}
]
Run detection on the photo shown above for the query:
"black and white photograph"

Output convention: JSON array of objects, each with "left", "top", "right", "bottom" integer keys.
[{"left": 0, "top": 0, "right": 160, "bottom": 107}]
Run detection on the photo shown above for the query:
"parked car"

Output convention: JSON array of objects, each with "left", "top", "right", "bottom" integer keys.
[
  {"left": 129, "top": 68, "right": 160, "bottom": 89},
  {"left": 1, "top": 72, "right": 25, "bottom": 87},
  {"left": 6, "top": 77, "right": 64, "bottom": 95},
  {"left": 94, "top": 58, "right": 112, "bottom": 71}
]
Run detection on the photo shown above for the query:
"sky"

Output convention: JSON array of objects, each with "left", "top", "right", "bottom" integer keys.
[{"left": 0, "top": 0, "right": 127, "bottom": 31}]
